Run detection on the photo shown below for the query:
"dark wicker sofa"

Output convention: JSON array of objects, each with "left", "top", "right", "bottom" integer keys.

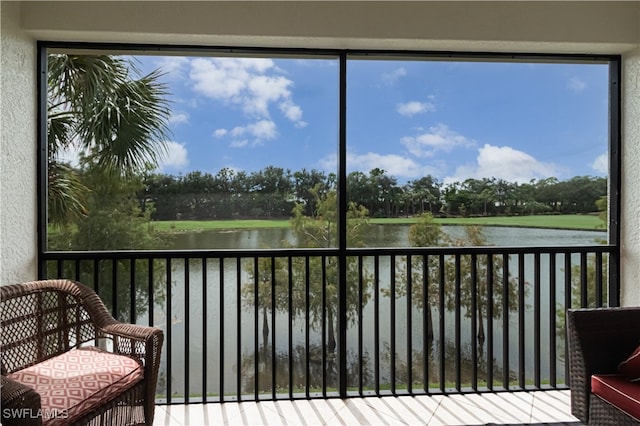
[
  {"left": 0, "top": 279, "right": 163, "bottom": 425},
  {"left": 567, "top": 307, "right": 640, "bottom": 425}
]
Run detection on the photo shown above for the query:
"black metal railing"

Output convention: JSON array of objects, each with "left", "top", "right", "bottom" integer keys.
[{"left": 41, "top": 244, "right": 616, "bottom": 403}]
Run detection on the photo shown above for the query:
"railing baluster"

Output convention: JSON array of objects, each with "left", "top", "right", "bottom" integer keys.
[
  {"left": 254, "top": 257, "right": 259, "bottom": 401},
  {"left": 358, "top": 255, "right": 364, "bottom": 396},
  {"left": 237, "top": 257, "right": 242, "bottom": 401},
  {"left": 454, "top": 254, "right": 461, "bottom": 391},
  {"left": 390, "top": 254, "right": 396, "bottom": 395},
  {"left": 185, "top": 258, "right": 190, "bottom": 402},
  {"left": 148, "top": 259, "right": 154, "bottom": 328},
  {"left": 270, "top": 256, "right": 276, "bottom": 400},
  {"left": 596, "top": 252, "right": 603, "bottom": 307},
  {"left": 374, "top": 255, "right": 380, "bottom": 395},
  {"left": 407, "top": 254, "right": 413, "bottom": 395},
  {"left": 112, "top": 258, "right": 118, "bottom": 320},
  {"left": 93, "top": 259, "right": 99, "bottom": 298},
  {"left": 220, "top": 257, "right": 224, "bottom": 402},
  {"left": 518, "top": 253, "right": 525, "bottom": 389},
  {"left": 74, "top": 259, "right": 80, "bottom": 281},
  {"left": 130, "top": 260, "right": 136, "bottom": 324},
  {"left": 580, "top": 252, "right": 588, "bottom": 307},
  {"left": 487, "top": 254, "right": 494, "bottom": 391},
  {"left": 534, "top": 252, "right": 541, "bottom": 389},
  {"left": 470, "top": 253, "right": 477, "bottom": 391},
  {"left": 321, "top": 255, "right": 327, "bottom": 397},
  {"left": 564, "top": 253, "right": 572, "bottom": 386},
  {"left": 422, "top": 254, "right": 429, "bottom": 394},
  {"left": 549, "top": 253, "right": 557, "bottom": 388},
  {"left": 288, "top": 256, "right": 293, "bottom": 399},
  {"left": 202, "top": 257, "right": 208, "bottom": 403},
  {"left": 305, "top": 256, "right": 310, "bottom": 398},
  {"left": 166, "top": 258, "right": 172, "bottom": 403},
  {"left": 502, "top": 253, "right": 509, "bottom": 390},
  {"left": 438, "top": 254, "right": 445, "bottom": 393}
]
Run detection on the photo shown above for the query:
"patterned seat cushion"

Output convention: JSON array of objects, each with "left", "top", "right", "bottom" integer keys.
[{"left": 7, "top": 347, "right": 143, "bottom": 425}]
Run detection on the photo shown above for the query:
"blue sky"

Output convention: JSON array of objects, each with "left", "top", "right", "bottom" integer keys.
[{"left": 137, "top": 54, "right": 609, "bottom": 185}]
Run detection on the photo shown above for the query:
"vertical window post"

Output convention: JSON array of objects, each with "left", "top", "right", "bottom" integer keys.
[
  {"left": 337, "top": 52, "right": 348, "bottom": 397},
  {"left": 608, "top": 57, "right": 622, "bottom": 307}
]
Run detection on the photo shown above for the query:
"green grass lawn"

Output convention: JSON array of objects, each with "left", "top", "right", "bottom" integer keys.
[
  {"left": 151, "top": 214, "right": 604, "bottom": 233},
  {"left": 152, "top": 219, "right": 291, "bottom": 232},
  {"left": 370, "top": 214, "right": 604, "bottom": 230}
]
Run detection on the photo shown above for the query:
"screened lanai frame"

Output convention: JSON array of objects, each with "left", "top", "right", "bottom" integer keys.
[
  {"left": 36, "top": 41, "right": 622, "bottom": 399},
  {"left": 37, "top": 41, "right": 622, "bottom": 273}
]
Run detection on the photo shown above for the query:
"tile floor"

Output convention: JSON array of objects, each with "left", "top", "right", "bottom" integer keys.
[{"left": 153, "top": 390, "right": 582, "bottom": 425}]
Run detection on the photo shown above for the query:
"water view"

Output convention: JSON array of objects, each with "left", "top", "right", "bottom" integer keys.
[
  {"left": 152, "top": 225, "right": 606, "bottom": 401},
  {"left": 170, "top": 224, "right": 605, "bottom": 250}
]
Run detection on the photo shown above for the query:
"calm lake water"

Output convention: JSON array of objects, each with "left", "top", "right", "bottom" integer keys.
[
  {"left": 157, "top": 225, "right": 606, "bottom": 399},
  {"left": 170, "top": 224, "right": 606, "bottom": 250}
]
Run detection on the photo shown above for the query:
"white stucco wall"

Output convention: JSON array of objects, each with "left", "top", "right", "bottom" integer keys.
[
  {"left": 1, "top": 1, "right": 38, "bottom": 283},
  {"left": 621, "top": 47, "right": 640, "bottom": 306}
]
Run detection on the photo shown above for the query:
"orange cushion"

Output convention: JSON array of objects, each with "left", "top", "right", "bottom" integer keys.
[
  {"left": 591, "top": 374, "right": 640, "bottom": 421},
  {"left": 7, "top": 347, "right": 143, "bottom": 426}
]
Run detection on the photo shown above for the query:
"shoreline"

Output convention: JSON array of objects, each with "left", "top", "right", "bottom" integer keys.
[{"left": 151, "top": 214, "right": 605, "bottom": 234}]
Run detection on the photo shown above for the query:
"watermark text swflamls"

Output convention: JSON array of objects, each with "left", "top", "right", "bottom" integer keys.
[{"left": 2, "top": 408, "right": 69, "bottom": 420}]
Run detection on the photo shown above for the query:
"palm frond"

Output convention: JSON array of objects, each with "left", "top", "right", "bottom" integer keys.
[
  {"left": 79, "top": 69, "right": 171, "bottom": 175},
  {"left": 47, "top": 113, "right": 75, "bottom": 157},
  {"left": 47, "top": 162, "right": 90, "bottom": 225},
  {"left": 46, "top": 54, "right": 172, "bottom": 225}
]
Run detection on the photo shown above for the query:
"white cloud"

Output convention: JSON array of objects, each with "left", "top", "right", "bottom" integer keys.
[
  {"left": 230, "top": 139, "right": 249, "bottom": 148},
  {"left": 158, "top": 141, "right": 188, "bottom": 171},
  {"left": 382, "top": 67, "right": 407, "bottom": 85},
  {"left": 346, "top": 153, "right": 425, "bottom": 178},
  {"left": 157, "top": 57, "right": 190, "bottom": 79},
  {"left": 401, "top": 124, "right": 475, "bottom": 158},
  {"left": 221, "top": 120, "right": 278, "bottom": 146},
  {"left": 246, "top": 74, "right": 292, "bottom": 116},
  {"left": 568, "top": 77, "right": 587, "bottom": 93},
  {"left": 230, "top": 126, "right": 246, "bottom": 137},
  {"left": 319, "top": 152, "right": 442, "bottom": 179},
  {"left": 248, "top": 120, "right": 277, "bottom": 141},
  {"left": 280, "top": 100, "right": 306, "bottom": 126},
  {"left": 444, "top": 144, "right": 560, "bottom": 184},
  {"left": 190, "top": 58, "right": 249, "bottom": 100},
  {"left": 189, "top": 57, "right": 306, "bottom": 128},
  {"left": 590, "top": 152, "right": 608, "bottom": 174},
  {"left": 169, "top": 112, "right": 189, "bottom": 125},
  {"left": 397, "top": 101, "right": 436, "bottom": 117}
]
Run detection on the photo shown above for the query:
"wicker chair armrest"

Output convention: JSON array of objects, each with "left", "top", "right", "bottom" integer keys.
[
  {"left": 101, "top": 323, "right": 162, "bottom": 346},
  {"left": 567, "top": 307, "right": 640, "bottom": 423},
  {"left": 100, "top": 323, "right": 163, "bottom": 364},
  {"left": 100, "top": 322, "right": 164, "bottom": 418},
  {"left": 1, "top": 375, "right": 42, "bottom": 426}
]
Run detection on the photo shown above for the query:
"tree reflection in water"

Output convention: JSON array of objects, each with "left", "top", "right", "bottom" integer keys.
[{"left": 237, "top": 338, "right": 515, "bottom": 395}]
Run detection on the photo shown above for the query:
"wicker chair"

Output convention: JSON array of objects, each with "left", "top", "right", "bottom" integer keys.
[
  {"left": 0, "top": 279, "right": 163, "bottom": 426},
  {"left": 567, "top": 307, "right": 640, "bottom": 425}
]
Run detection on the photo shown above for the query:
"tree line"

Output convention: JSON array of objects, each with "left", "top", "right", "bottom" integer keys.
[
  {"left": 45, "top": 53, "right": 606, "bottom": 226},
  {"left": 140, "top": 167, "right": 606, "bottom": 221}
]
